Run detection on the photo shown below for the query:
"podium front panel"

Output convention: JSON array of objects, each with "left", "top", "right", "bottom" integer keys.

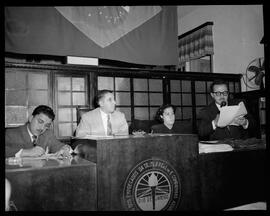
[{"left": 80, "top": 134, "right": 201, "bottom": 211}]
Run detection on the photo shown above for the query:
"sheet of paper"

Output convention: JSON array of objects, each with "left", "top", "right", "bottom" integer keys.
[
  {"left": 75, "top": 134, "right": 130, "bottom": 140},
  {"left": 199, "top": 143, "right": 233, "bottom": 154},
  {"left": 199, "top": 140, "right": 219, "bottom": 144},
  {"left": 84, "top": 134, "right": 114, "bottom": 139},
  {"left": 6, "top": 154, "right": 67, "bottom": 166},
  {"left": 21, "top": 153, "right": 64, "bottom": 160},
  {"left": 73, "top": 134, "right": 114, "bottom": 140},
  {"left": 217, "top": 101, "right": 247, "bottom": 127}
]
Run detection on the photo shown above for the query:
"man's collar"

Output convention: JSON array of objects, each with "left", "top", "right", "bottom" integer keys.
[
  {"left": 26, "top": 124, "right": 34, "bottom": 138},
  {"left": 100, "top": 108, "right": 111, "bottom": 117},
  {"left": 215, "top": 103, "right": 221, "bottom": 109}
]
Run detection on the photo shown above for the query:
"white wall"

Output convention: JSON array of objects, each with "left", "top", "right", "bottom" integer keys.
[{"left": 178, "top": 5, "right": 264, "bottom": 91}]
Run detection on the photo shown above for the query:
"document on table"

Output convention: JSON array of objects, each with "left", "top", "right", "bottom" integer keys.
[
  {"left": 75, "top": 134, "right": 130, "bottom": 140},
  {"left": 21, "top": 153, "right": 63, "bottom": 160},
  {"left": 6, "top": 154, "right": 67, "bottom": 166},
  {"left": 82, "top": 134, "right": 114, "bottom": 139},
  {"left": 217, "top": 101, "right": 247, "bottom": 127},
  {"left": 199, "top": 141, "right": 233, "bottom": 154}
]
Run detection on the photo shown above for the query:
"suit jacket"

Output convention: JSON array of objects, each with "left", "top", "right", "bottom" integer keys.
[
  {"left": 197, "top": 99, "right": 256, "bottom": 140},
  {"left": 75, "top": 107, "right": 129, "bottom": 137},
  {"left": 5, "top": 124, "right": 65, "bottom": 157}
]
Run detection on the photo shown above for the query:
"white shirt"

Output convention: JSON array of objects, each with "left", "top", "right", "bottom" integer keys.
[
  {"left": 100, "top": 109, "right": 112, "bottom": 135},
  {"left": 27, "top": 125, "right": 36, "bottom": 143}
]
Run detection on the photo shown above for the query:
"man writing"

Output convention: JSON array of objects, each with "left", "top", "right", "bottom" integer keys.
[
  {"left": 75, "top": 89, "right": 129, "bottom": 137},
  {"left": 5, "top": 105, "right": 71, "bottom": 158},
  {"left": 197, "top": 80, "right": 255, "bottom": 140}
]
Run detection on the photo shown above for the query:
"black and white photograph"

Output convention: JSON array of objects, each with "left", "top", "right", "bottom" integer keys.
[{"left": 4, "top": 4, "right": 267, "bottom": 211}]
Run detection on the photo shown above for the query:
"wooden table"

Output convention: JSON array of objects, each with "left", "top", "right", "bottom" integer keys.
[
  {"left": 5, "top": 155, "right": 97, "bottom": 211},
  {"left": 72, "top": 135, "right": 266, "bottom": 211},
  {"left": 8, "top": 136, "right": 265, "bottom": 211},
  {"left": 199, "top": 141, "right": 266, "bottom": 210}
]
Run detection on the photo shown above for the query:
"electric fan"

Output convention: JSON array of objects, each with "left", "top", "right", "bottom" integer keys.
[{"left": 243, "top": 57, "right": 265, "bottom": 90}]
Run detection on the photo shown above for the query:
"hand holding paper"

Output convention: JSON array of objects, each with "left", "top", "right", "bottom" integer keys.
[
  {"left": 217, "top": 101, "right": 247, "bottom": 127},
  {"left": 231, "top": 115, "right": 248, "bottom": 127}
]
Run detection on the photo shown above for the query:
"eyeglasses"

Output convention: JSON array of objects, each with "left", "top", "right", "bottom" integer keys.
[{"left": 212, "top": 91, "right": 229, "bottom": 96}]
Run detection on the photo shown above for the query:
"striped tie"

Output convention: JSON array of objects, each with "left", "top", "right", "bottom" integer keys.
[
  {"left": 32, "top": 135, "right": 38, "bottom": 146},
  {"left": 107, "top": 114, "right": 112, "bottom": 135}
]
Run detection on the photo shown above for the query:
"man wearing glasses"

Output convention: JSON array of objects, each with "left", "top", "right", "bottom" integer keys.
[
  {"left": 5, "top": 105, "right": 71, "bottom": 157},
  {"left": 197, "top": 80, "right": 255, "bottom": 140}
]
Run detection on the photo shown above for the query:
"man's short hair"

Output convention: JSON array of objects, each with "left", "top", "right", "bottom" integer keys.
[
  {"left": 210, "top": 80, "right": 229, "bottom": 92},
  {"left": 95, "top": 89, "right": 113, "bottom": 107},
  {"left": 32, "top": 105, "right": 55, "bottom": 121},
  {"left": 155, "top": 104, "right": 176, "bottom": 123}
]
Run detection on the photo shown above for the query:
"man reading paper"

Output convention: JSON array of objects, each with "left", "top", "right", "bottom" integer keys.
[{"left": 197, "top": 80, "right": 256, "bottom": 140}]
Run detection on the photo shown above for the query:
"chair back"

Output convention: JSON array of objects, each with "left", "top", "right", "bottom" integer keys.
[{"left": 76, "top": 106, "right": 92, "bottom": 125}]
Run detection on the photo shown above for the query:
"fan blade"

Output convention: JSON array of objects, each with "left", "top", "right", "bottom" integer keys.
[
  {"left": 248, "top": 74, "right": 257, "bottom": 81},
  {"left": 247, "top": 65, "right": 260, "bottom": 74},
  {"left": 255, "top": 72, "right": 265, "bottom": 85},
  {"left": 262, "top": 60, "right": 265, "bottom": 69}
]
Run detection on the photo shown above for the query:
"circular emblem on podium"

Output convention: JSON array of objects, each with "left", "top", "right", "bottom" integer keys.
[{"left": 122, "top": 158, "right": 181, "bottom": 211}]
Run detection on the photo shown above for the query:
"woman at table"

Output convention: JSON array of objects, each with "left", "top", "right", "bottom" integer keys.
[{"left": 151, "top": 104, "right": 181, "bottom": 134}]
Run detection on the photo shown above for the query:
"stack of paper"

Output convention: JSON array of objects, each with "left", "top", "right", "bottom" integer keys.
[
  {"left": 225, "top": 202, "right": 266, "bottom": 210},
  {"left": 199, "top": 141, "right": 233, "bottom": 153},
  {"left": 77, "top": 134, "right": 130, "bottom": 140},
  {"left": 217, "top": 101, "right": 247, "bottom": 127}
]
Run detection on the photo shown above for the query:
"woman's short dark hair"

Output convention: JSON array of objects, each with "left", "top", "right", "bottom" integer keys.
[
  {"left": 94, "top": 89, "right": 113, "bottom": 107},
  {"left": 32, "top": 105, "right": 55, "bottom": 121},
  {"left": 210, "top": 80, "right": 229, "bottom": 92},
  {"left": 155, "top": 104, "right": 176, "bottom": 123}
]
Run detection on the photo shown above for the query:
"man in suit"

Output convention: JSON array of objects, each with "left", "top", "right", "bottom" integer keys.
[
  {"left": 75, "top": 89, "right": 129, "bottom": 137},
  {"left": 197, "top": 80, "right": 255, "bottom": 140},
  {"left": 5, "top": 105, "right": 71, "bottom": 158}
]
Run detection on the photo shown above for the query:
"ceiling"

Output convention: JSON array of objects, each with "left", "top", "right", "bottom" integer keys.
[{"left": 177, "top": 6, "right": 200, "bottom": 19}]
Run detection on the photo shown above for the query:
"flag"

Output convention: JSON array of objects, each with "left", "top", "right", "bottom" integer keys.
[{"left": 5, "top": 6, "right": 178, "bottom": 66}]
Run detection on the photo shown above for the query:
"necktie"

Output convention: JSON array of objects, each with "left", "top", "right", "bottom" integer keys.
[
  {"left": 107, "top": 114, "right": 112, "bottom": 135},
  {"left": 32, "top": 135, "right": 38, "bottom": 146}
]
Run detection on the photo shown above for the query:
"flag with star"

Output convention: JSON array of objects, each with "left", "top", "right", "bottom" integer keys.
[{"left": 5, "top": 6, "right": 178, "bottom": 66}]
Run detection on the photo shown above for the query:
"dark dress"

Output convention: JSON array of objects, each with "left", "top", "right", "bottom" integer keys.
[{"left": 151, "top": 123, "right": 182, "bottom": 134}]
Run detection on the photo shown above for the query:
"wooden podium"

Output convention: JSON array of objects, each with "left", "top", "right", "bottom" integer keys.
[{"left": 71, "top": 134, "right": 201, "bottom": 211}]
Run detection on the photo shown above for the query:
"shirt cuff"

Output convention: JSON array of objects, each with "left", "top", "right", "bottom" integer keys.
[
  {"left": 61, "top": 144, "right": 73, "bottom": 154},
  {"left": 15, "top": 149, "right": 23, "bottom": 158},
  {"left": 73, "top": 144, "right": 82, "bottom": 154},
  {"left": 212, "top": 120, "right": 217, "bottom": 130}
]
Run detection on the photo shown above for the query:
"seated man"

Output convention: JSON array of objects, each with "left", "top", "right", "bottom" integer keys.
[
  {"left": 5, "top": 105, "right": 71, "bottom": 158},
  {"left": 75, "top": 89, "right": 129, "bottom": 137},
  {"left": 197, "top": 80, "right": 256, "bottom": 141}
]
